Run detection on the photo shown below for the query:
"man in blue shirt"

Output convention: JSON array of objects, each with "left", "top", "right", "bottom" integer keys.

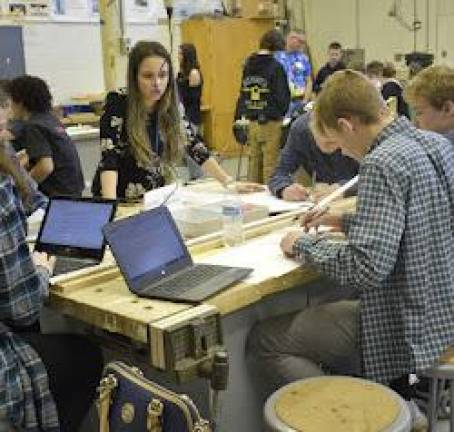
[
  {"left": 404, "top": 65, "right": 454, "bottom": 144},
  {"left": 275, "top": 32, "right": 312, "bottom": 116},
  {"left": 268, "top": 111, "right": 358, "bottom": 201}
]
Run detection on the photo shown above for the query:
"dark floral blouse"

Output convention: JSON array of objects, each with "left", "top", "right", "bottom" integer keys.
[{"left": 92, "top": 90, "right": 210, "bottom": 199}]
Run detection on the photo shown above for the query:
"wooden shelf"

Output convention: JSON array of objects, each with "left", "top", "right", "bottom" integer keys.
[{"left": 61, "top": 113, "right": 100, "bottom": 126}]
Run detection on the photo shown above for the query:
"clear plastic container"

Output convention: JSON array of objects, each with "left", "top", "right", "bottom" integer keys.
[{"left": 222, "top": 198, "right": 244, "bottom": 247}]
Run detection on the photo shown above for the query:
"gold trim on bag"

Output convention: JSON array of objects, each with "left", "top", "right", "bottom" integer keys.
[
  {"left": 194, "top": 420, "right": 212, "bottom": 432},
  {"left": 101, "top": 362, "right": 212, "bottom": 431},
  {"left": 121, "top": 403, "right": 135, "bottom": 424},
  {"left": 106, "top": 363, "right": 194, "bottom": 430},
  {"left": 147, "top": 399, "right": 164, "bottom": 432},
  {"left": 98, "top": 374, "right": 118, "bottom": 432}
]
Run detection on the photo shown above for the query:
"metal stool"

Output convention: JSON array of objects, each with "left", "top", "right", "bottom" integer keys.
[
  {"left": 426, "top": 346, "right": 454, "bottom": 432},
  {"left": 264, "top": 376, "right": 411, "bottom": 432}
]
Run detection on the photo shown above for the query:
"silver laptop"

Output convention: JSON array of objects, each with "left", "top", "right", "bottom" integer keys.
[
  {"left": 35, "top": 196, "right": 117, "bottom": 276},
  {"left": 103, "top": 206, "right": 252, "bottom": 303}
]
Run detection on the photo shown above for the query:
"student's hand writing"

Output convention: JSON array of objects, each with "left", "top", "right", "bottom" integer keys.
[
  {"left": 300, "top": 207, "right": 343, "bottom": 233},
  {"left": 234, "top": 182, "right": 265, "bottom": 194},
  {"left": 280, "top": 230, "right": 305, "bottom": 257},
  {"left": 282, "top": 183, "right": 310, "bottom": 201},
  {"left": 33, "top": 251, "right": 56, "bottom": 276}
]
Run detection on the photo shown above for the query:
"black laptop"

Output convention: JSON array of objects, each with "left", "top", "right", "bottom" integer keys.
[
  {"left": 103, "top": 206, "right": 252, "bottom": 303},
  {"left": 35, "top": 196, "right": 117, "bottom": 276}
]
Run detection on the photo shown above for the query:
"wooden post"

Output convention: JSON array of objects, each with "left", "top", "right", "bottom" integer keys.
[
  {"left": 98, "top": 0, "right": 128, "bottom": 92},
  {"left": 287, "top": 0, "right": 306, "bottom": 31}
]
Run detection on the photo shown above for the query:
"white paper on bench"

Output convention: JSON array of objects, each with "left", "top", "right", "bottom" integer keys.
[{"left": 195, "top": 228, "right": 301, "bottom": 285}]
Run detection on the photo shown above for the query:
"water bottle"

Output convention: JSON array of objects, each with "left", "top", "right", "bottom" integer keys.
[{"left": 222, "top": 197, "right": 244, "bottom": 247}]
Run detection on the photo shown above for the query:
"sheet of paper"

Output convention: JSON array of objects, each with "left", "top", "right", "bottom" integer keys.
[
  {"left": 239, "top": 190, "right": 313, "bottom": 213},
  {"left": 183, "top": 182, "right": 313, "bottom": 213},
  {"left": 144, "top": 183, "right": 313, "bottom": 214},
  {"left": 27, "top": 208, "right": 45, "bottom": 242},
  {"left": 196, "top": 228, "right": 302, "bottom": 284},
  {"left": 143, "top": 185, "right": 224, "bottom": 211}
]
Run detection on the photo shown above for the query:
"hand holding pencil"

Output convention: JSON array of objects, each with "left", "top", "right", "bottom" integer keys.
[
  {"left": 300, "top": 207, "right": 343, "bottom": 233},
  {"left": 297, "top": 175, "right": 359, "bottom": 232}
]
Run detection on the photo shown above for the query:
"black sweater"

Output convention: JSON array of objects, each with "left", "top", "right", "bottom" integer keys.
[
  {"left": 235, "top": 53, "right": 290, "bottom": 122},
  {"left": 313, "top": 61, "right": 346, "bottom": 94}
]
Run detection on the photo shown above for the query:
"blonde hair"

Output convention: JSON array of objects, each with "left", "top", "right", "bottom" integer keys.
[
  {"left": 126, "top": 41, "right": 182, "bottom": 167},
  {"left": 404, "top": 65, "right": 454, "bottom": 110},
  {"left": 313, "top": 69, "right": 385, "bottom": 135}
]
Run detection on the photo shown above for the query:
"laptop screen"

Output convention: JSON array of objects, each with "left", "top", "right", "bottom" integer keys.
[
  {"left": 104, "top": 206, "right": 192, "bottom": 291},
  {"left": 36, "top": 197, "right": 116, "bottom": 260}
]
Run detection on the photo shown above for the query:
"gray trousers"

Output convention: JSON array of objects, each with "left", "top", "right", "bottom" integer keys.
[{"left": 246, "top": 300, "right": 362, "bottom": 401}]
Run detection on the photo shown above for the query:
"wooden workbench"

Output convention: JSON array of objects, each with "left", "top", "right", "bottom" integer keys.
[
  {"left": 49, "top": 209, "right": 320, "bottom": 342},
  {"left": 50, "top": 194, "right": 356, "bottom": 341},
  {"left": 48, "top": 196, "right": 356, "bottom": 432}
]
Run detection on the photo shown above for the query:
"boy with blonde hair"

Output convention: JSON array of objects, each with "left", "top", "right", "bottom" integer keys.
[
  {"left": 404, "top": 64, "right": 454, "bottom": 142},
  {"left": 248, "top": 70, "right": 454, "bottom": 431}
]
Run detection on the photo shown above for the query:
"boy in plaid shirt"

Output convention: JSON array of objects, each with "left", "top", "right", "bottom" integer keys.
[{"left": 249, "top": 70, "right": 454, "bottom": 431}]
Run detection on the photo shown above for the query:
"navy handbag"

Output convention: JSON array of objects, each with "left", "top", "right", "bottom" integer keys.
[{"left": 98, "top": 361, "right": 211, "bottom": 432}]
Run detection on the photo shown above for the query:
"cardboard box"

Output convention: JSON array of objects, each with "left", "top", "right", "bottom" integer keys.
[{"left": 173, "top": 202, "right": 269, "bottom": 238}]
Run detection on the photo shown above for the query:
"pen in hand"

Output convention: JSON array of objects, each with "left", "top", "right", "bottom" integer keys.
[
  {"left": 293, "top": 204, "right": 329, "bottom": 229},
  {"left": 291, "top": 175, "right": 359, "bottom": 229},
  {"left": 309, "top": 171, "right": 317, "bottom": 202}
]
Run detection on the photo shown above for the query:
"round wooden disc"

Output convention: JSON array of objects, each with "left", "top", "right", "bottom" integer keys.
[{"left": 274, "top": 377, "right": 400, "bottom": 432}]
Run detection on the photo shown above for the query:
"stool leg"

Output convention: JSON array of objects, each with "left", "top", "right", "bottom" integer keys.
[
  {"left": 449, "top": 379, "right": 453, "bottom": 432},
  {"left": 429, "top": 377, "right": 439, "bottom": 432}
]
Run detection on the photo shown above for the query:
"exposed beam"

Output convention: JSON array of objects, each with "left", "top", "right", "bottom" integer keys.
[{"left": 98, "top": 0, "right": 128, "bottom": 92}]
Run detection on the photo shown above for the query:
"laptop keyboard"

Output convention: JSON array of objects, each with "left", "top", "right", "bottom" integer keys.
[
  {"left": 143, "top": 264, "right": 230, "bottom": 297},
  {"left": 53, "top": 258, "right": 96, "bottom": 276}
]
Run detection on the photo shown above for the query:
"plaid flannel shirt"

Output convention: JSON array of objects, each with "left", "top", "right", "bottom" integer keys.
[
  {"left": 0, "top": 174, "right": 59, "bottom": 431},
  {"left": 294, "top": 117, "right": 454, "bottom": 384}
]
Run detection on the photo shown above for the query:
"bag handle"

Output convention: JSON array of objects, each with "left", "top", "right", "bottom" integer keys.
[{"left": 98, "top": 374, "right": 118, "bottom": 432}]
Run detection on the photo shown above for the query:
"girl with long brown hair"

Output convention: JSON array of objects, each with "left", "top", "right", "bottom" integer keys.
[{"left": 93, "top": 40, "right": 261, "bottom": 200}]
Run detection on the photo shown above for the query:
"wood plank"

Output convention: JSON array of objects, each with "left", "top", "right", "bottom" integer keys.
[
  {"left": 51, "top": 270, "right": 191, "bottom": 342},
  {"left": 206, "top": 267, "right": 319, "bottom": 315}
]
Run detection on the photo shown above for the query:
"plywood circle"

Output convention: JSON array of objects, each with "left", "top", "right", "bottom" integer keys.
[{"left": 273, "top": 377, "right": 401, "bottom": 432}]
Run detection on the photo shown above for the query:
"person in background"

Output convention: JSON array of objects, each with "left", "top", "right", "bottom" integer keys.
[
  {"left": 0, "top": 84, "right": 46, "bottom": 194},
  {"left": 0, "top": 79, "right": 19, "bottom": 144},
  {"left": 268, "top": 111, "right": 358, "bottom": 201},
  {"left": 0, "top": 80, "right": 10, "bottom": 133},
  {"left": 312, "top": 41, "right": 346, "bottom": 95},
  {"left": 0, "top": 144, "right": 103, "bottom": 432},
  {"left": 93, "top": 41, "right": 262, "bottom": 200},
  {"left": 381, "top": 61, "right": 410, "bottom": 118},
  {"left": 249, "top": 70, "right": 454, "bottom": 431},
  {"left": 234, "top": 29, "right": 290, "bottom": 183},
  {"left": 177, "top": 43, "right": 203, "bottom": 132},
  {"left": 7, "top": 76, "right": 85, "bottom": 197},
  {"left": 275, "top": 31, "right": 313, "bottom": 115},
  {"left": 404, "top": 64, "right": 454, "bottom": 144},
  {"left": 365, "top": 60, "right": 384, "bottom": 90}
]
